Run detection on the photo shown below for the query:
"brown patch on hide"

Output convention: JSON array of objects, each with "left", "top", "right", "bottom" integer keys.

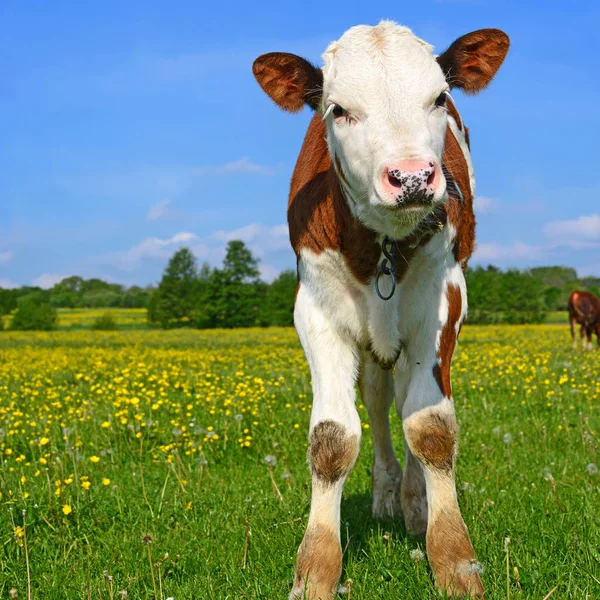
[
  {"left": 309, "top": 420, "right": 359, "bottom": 484},
  {"left": 464, "top": 126, "right": 471, "bottom": 149},
  {"left": 432, "top": 283, "right": 462, "bottom": 398},
  {"left": 446, "top": 97, "right": 463, "bottom": 130},
  {"left": 443, "top": 126, "right": 475, "bottom": 267},
  {"left": 407, "top": 412, "right": 457, "bottom": 472},
  {"left": 427, "top": 513, "right": 484, "bottom": 597},
  {"left": 288, "top": 115, "right": 380, "bottom": 284},
  {"left": 294, "top": 525, "right": 342, "bottom": 600}
]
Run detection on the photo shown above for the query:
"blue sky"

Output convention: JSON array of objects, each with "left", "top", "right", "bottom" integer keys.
[{"left": 2, "top": 0, "right": 600, "bottom": 288}]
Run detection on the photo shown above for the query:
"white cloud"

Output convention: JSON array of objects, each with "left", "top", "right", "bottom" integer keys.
[
  {"left": 0, "top": 251, "right": 14, "bottom": 265},
  {"left": 0, "top": 278, "right": 18, "bottom": 289},
  {"left": 147, "top": 199, "right": 172, "bottom": 221},
  {"left": 473, "top": 242, "right": 543, "bottom": 262},
  {"left": 211, "top": 223, "right": 289, "bottom": 256},
  {"left": 473, "top": 196, "right": 497, "bottom": 215},
  {"left": 543, "top": 214, "right": 600, "bottom": 241},
  {"left": 98, "top": 223, "right": 293, "bottom": 280},
  {"left": 119, "top": 232, "right": 199, "bottom": 267},
  {"left": 32, "top": 273, "right": 68, "bottom": 289},
  {"left": 193, "top": 157, "right": 276, "bottom": 177}
]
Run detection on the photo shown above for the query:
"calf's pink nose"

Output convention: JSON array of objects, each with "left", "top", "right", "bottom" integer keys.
[{"left": 382, "top": 159, "right": 441, "bottom": 201}]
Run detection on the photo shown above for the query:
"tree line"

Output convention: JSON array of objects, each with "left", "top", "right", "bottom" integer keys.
[
  {"left": 1, "top": 242, "right": 599, "bottom": 330},
  {"left": 466, "top": 265, "right": 600, "bottom": 324},
  {"left": 147, "top": 241, "right": 296, "bottom": 328}
]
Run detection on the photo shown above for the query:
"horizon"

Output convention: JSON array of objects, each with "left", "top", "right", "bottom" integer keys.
[{"left": 2, "top": 1, "right": 599, "bottom": 288}]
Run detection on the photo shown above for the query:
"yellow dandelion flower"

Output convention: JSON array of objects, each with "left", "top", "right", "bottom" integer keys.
[{"left": 62, "top": 504, "right": 72, "bottom": 515}]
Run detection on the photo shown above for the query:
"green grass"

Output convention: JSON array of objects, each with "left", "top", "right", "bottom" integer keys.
[{"left": 0, "top": 326, "right": 598, "bottom": 599}]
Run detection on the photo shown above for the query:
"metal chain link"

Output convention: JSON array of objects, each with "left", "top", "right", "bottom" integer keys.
[{"left": 375, "top": 236, "right": 398, "bottom": 301}]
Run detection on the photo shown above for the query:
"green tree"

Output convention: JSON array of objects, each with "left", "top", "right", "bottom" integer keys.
[
  {"left": 11, "top": 294, "right": 58, "bottom": 331},
  {"left": 263, "top": 270, "right": 297, "bottom": 326},
  {"left": 191, "top": 262, "right": 215, "bottom": 328},
  {"left": 209, "top": 241, "right": 265, "bottom": 328},
  {"left": 149, "top": 248, "right": 198, "bottom": 328},
  {"left": 499, "top": 270, "right": 546, "bottom": 324}
]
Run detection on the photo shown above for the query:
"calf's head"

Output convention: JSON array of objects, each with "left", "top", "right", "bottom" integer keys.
[{"left": 253, "top": 21, "right": 509, "bottom": 238}]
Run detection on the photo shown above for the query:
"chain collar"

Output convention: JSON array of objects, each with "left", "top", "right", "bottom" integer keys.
[{"left": 375, "top": 236, "right": 398, "bottom": 301}]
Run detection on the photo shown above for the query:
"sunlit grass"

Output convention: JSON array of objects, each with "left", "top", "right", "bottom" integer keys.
[{"left": 0, "top": 325, "right": 598, "bottom": 598}]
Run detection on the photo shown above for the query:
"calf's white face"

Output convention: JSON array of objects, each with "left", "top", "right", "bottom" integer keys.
[
  {"left": 321, "top": 22, "right": 450, "bottom": 236},
  {"left": 253, "top": 21, "right": 509, "bottom": 238}
]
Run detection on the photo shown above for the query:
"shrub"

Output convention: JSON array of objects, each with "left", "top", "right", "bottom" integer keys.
[
  {"left": 91, "top": 313, "right": 119, "bottom": 331},
  {"left": 11, "top": 296, "right": 58, "bottom": 331}
]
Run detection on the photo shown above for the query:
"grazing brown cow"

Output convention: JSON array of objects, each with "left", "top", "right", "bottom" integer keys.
[
  {"left": 568, "top": 290, "right": 600, "bottom": 351},
  {"left": 253, "top": 21, "right": 509, "bottom": 599}
]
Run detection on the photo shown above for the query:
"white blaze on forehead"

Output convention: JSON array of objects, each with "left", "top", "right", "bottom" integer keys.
[{"left": 322, "top": 21, "right": 446, "bottom": 112}]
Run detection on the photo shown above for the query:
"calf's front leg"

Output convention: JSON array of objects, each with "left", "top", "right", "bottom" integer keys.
[
  {"left": 290, "top": 285, "right": 361, "bottom": 600},
  {"left": 400, "top": 275, "right": 483, "bottom": 598}
]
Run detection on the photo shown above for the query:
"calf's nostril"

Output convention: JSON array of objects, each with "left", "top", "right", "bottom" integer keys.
[
  {"left": 426, "top": 169, "right": 435, "bottom": 186},
  {"left": 387, "top": 172, "right": 403, "bottom": 188}
]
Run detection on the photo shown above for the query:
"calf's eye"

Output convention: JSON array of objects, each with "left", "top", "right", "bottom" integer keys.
[
  {"left": 434, "top": 92, "right": 448, "bottom": 107},
  {"left": 332, "top": 104, "right": 346, "bottom": 118}
]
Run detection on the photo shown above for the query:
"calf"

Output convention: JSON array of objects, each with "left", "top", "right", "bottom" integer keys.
[
  {"left": 568, "top": 290, "right": 600, "bottom": 351},
  {"left": 253, "top": 21, "right": 509, "bottom": 598}
]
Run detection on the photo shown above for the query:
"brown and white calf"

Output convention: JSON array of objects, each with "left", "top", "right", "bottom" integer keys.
[
  {"left": 568, "top": 290, "right": 600, "bottom": 351},
  {"left": 253, "top": 21, "right": 509, "bottom": 599}
]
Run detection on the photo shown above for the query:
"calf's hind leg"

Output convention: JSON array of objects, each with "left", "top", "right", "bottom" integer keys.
[
  {"left": 359, "top": 350, "right": 403, "bottom": 519},
  {"left": 290, "top": 286, "right": 361, "bottom": 600}
]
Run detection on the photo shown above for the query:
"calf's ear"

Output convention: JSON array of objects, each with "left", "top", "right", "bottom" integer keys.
[
  {"left": 437, "top": 29, "right": 510, "bottom": 94},
  {"left": 252, "top": 52, "right": 322, "bottom": 112}
]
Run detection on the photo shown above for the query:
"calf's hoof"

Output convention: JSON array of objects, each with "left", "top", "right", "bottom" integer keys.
[
  {"left": 434, "top": 559, "right": 485, "bottom": 598},
  {"left": 427, "top": 514, "right": 484, "bottom": 597},
  {"left": 290, "top": 526, "right": 341, "bottom": 600}
]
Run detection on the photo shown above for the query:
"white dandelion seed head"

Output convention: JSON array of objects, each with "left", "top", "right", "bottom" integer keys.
[
  {"left": 264, "top": 454, "right": 277, "bottom": 467},
  {"left": 503, "top": 433, "right": 512, "bottom": 444},
  {"left": 410, "top": 549, "right": 425, "bottom": 562},
  {"left": 458, "top": 560, "right": 485, "bottom": 575},
  {"left": 586, "top": 463, "right": 598, "bottom": 475}
]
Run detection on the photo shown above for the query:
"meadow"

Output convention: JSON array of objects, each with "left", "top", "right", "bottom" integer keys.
[{"left": 0, "top": 324, "right": 598, "bottom": 599}]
